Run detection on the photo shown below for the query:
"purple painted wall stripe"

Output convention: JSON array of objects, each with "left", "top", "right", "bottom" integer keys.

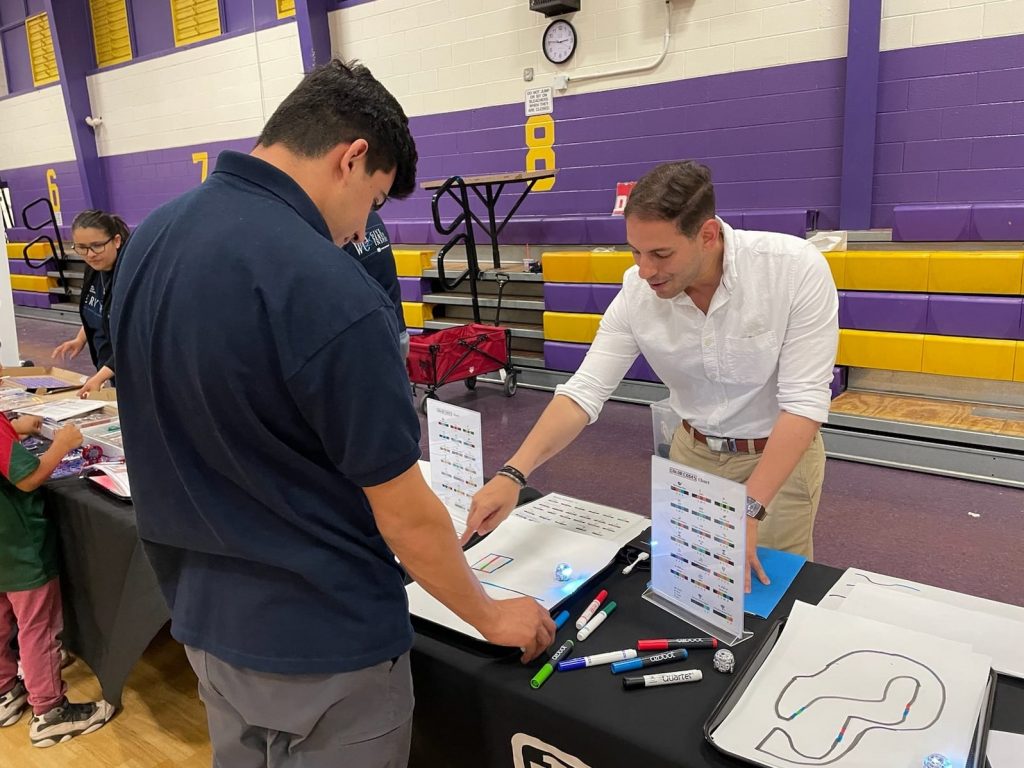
[
  {"left": 839, "top": 0, "right": 881, "bottom": 229},
  {"left": 296, "top": 0, "right": 332, "bottom": 72}
]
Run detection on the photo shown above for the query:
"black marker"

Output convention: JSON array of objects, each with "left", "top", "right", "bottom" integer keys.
[{"left": 622, "top": 669, "right": 703, "bottom": 690}]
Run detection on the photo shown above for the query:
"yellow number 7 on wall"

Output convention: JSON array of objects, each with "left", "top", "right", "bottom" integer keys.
[
  {"left": 525, "top": 115, "right": 556, "bottom": 192},
  {"left": 192, "top": 152, "right": 209, "bottom": 183}
]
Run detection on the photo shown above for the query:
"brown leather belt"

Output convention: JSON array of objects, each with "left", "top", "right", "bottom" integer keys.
[{"left": 682, "top": 420, "right": 769, "bottom": 454}]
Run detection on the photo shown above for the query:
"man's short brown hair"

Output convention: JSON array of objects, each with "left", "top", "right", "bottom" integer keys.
[{"left": 623, "top": 160, "right": 716, "bottom": 237}]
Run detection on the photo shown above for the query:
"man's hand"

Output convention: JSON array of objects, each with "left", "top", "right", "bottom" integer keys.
[
  {"left": 461, "top": 474, "right": 521, "bottom": 545},
  {"left": 745, "top": 517, "right": 770, "bottom": 594},
  {"left": 477, "top": 597, "right": 556, "bottom": 663},
  {"left": 52, "top": 337, "right": 85, "bottom": 361},
  {"left": 10, "top": 415, "right": 42, "bottom": 437}
]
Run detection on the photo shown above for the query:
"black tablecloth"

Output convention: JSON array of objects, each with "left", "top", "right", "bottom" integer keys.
[
  {"left": 44, "top": 478, "right": 169, "bottom": 707},
  {"left": 409, "top": 558, "right": 1023, "bottom": 768}
]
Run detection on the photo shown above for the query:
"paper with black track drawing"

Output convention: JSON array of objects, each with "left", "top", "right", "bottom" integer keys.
[{"left": 712, "top": 601, "right": 991, "bottom": 768}]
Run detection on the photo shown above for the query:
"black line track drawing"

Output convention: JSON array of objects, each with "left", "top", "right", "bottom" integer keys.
[
  {"left": 824, "top": 573, "right": 922, "bottom": 603},
  {"left": 755, "top": 650, "right": 946, "bottom": 766}
]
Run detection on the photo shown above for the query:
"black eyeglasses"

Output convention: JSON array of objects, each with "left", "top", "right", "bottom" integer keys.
[
  {"left": 372, "top": 193, "right": 389, "bottom": 212},
  {"left": 72, "top": 237, "right": 114, "bottom": 256}
]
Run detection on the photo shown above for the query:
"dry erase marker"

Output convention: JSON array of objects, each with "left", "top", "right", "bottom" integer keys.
[
  {"left": 611, "top": 648, "right": 688, "bottom": 674},
  {"left": 576, "top": 600, "right": 617, "bottom": 641},
  {"left": 557, "top": 649, "right": 636, "bottom": 672},
  {"left": 622, "top": 669, "right": 703, "bottom": 690},
  {"left": 531, "top": 639, "right": 575, "bottom": 689},
  {"left": 637, "top": 638, "right": 718, "bottom": 652},
  {"left": 553, "top": 610, "right": 570, "bottom": 631},
  {"left": 575, "top": 589, "right": 608, "bottom": 629}
]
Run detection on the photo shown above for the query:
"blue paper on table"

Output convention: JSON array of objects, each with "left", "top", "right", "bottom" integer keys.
[{"left": 744, "top": 547, "right": 806, "bottom": 619}]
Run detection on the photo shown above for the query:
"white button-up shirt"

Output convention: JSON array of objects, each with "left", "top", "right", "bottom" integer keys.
[{"left": 554, "top": 219, "right": 839, "bottom": 439}]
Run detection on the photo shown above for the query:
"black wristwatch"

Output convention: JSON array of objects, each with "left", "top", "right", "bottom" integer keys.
[{"left": 745, "top": 495, "right": 767, "bottom": 521}]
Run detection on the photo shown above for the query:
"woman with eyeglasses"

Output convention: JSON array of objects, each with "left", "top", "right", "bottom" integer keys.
[{"left": 51, "top": 210, "right": 130, "bottom": 398}]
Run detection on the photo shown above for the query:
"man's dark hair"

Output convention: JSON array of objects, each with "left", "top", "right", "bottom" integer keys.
[
  {"left": 258, "top": 59, "right": 418, "bottom": 199},
  {"left": 624, "top": 160, "right": 716, "bottom": 237}
]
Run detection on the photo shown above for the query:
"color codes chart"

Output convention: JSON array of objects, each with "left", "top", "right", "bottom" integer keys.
[
  {"left": 426, "top": 399, "right": 484, "bottom": 535},
  {"left": 650, "top": 456, "right": 746, "bottom": 644}
]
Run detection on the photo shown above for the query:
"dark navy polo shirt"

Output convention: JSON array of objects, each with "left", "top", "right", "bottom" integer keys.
[
  {"left": 344, "top": 211, "right": 406, "bottom": 333},
  {"left": 80, "top": 268, "right": 112, "bottom": 369},
  {"left": 110, "top": 150, "right": 421, "bottom": 674}
]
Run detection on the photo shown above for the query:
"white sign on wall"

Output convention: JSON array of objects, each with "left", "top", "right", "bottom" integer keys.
[{"left": 525, "top": 86, "right": 554, "bottom": 116}]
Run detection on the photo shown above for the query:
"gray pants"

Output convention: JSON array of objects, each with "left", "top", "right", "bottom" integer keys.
[{"left": 185, "top": 647, "right": 413, "bottom": 768}]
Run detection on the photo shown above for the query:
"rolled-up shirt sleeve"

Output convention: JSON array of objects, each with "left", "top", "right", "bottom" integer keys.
[
  {"left": 776, "top": 246, "right": 839, "bottom": 424},
  {"left": 554, "top": 290, "right": 641, "bottom": 424}
]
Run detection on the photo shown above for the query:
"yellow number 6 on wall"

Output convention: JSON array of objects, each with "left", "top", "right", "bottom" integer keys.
[
  {"left": 525, "top": 116, "right": 555, "bottom": 192},
  {"left": 45, "top": 169, "right": 61, "bottom": 213}
]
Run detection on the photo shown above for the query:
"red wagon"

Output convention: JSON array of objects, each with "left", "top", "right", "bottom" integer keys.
[{"left": 407, "top": 323, "right": 517, "bottom": 414}]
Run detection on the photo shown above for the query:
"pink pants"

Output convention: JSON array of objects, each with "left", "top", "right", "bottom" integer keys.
[{"left": 0, "top": 579, "right": 66, "bottom": 714}]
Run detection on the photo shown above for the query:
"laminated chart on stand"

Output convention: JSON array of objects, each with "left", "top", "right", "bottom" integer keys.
[
  {"left": 710, "top": 601, "right": 992, "bottom": 768},
  {"left": 646, "top": 456, "right": 747, "bottom": 645},
  {"left": 425, "top": 399, "right": 484, "bottom": 538},
  {"left": 407, "top": 509, "right": 626, "bottom": 642}
]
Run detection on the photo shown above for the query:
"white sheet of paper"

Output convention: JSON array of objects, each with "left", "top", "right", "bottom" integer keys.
[
  {"left": 511, "top": 492, "right": 649, "bottom": 546},
  {"left": 406, "top": 515, "right": 620, "bottom": 641},
  {"left": 987, "top": 731, "right": 1024, "bottom": 768},
  {"left": 712, "top": 601, "right": 991, "bottom": 768},
  {"left": 16, "top": 399, "right": 107, "bottom": 421},
  {"left": 425, "top": 400, "right": 483, "bottom": 535},
  {"left": 839, "top": 584, "right": 1024, "bottom": 680},
  {"left": 649, "top": 456, "right": 746, "bottom": 641},
  {"left": 819, "top": 568, "right": 1024, "bottom": 623}
]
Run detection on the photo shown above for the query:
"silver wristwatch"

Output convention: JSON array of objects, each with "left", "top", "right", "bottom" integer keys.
[{"left": 745, "top": 495, "right": 767, "bottom": 521}]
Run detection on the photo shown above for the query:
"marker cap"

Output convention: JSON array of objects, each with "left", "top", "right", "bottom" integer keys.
[
  {"left": 530, "top": 663, "right": 554, "bottom": 689},
  {"left": 622, "top": 675, "right": 648, "bottom": 690},
  {"left": 610, "top": 658, "right": 644, "bottom": 674},
  {"left": 553, "top": 610, "right": 570, "bottom": 630},
  {"left": 556, "top": 657, "right": 588, "bottom": 672}
]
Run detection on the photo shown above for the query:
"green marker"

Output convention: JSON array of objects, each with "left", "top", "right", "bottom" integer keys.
[{"left": 530, "top": 639, "right": 574, "bottom": 689}]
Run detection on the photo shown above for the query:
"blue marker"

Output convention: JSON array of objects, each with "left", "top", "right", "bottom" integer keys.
[
  {"left": 553, "top": 610, "right": 570, "bottom": 631},
  {"left": 611, "top": 648, "right": 688, "bottom": 674}
]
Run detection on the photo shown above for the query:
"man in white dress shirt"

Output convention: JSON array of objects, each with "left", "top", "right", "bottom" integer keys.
[{"left": 465, "top": 161, "right": 839, "bottom": 591}]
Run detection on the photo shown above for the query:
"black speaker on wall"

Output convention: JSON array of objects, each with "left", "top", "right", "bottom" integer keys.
[{"left": 529, "top": 0, "right": 581, "bottom": 17}]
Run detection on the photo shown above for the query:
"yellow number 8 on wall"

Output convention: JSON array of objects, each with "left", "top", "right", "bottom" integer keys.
[{"left": 525, "top": 115, "right": 555, "bottom": 192}]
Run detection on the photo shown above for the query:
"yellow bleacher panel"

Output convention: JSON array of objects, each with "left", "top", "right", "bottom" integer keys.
[
  {"left": 927, "top": 251, "right": 1024, "bottom": 295},
  {"left": 540, "top": 252, "right": 592, "bottom": 283},
  {"left": 589, "top": 252, "right": 635, "bottom": 283},
  {"left": 393, "top": 250, "right": 432, "bottom": 277},
  {"left": 543, "top": 312, "right": 602, "bottom": 344},
  {"left": 844, "top": 251, "right": 929, "bottom": 292},
  {"left": 922, "top": 335, "right": 1017, "bottom": 381},
  {"left": 401, "top": 302, "right": 432, "bottom": 328},
  {"left": 836, "top": 329, "right": 923, "bottom": 373},
  {"left": 1015, "top": 343, "right": 1024, "bottom": 383},
  {"left": 7, "top": 243, "right": 52, "bottom": 260},
  {"left": 10, "top": 275, "right": 56, "bottom": 292},
  {"left": 824, "top": 252, "right": 846, "bottom": 289}
]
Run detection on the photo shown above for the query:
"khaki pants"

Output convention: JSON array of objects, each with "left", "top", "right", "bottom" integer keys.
[{"left": 669, "top": 426, "right": 826, "bottom": 559}]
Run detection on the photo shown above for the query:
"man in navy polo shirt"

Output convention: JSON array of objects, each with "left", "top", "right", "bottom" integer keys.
[{"left": 110, "top": 60, "right": 554, "bottom": 768}]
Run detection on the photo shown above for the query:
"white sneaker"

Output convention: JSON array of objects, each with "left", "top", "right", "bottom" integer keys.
[
  {"left": 29, "top": 699, "right": 115, "bottom": 748},
  {"left": 0, "top": 679, "right": 28, "bottom": 727}
]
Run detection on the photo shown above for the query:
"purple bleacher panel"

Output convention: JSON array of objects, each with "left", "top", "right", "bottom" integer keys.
[
  {"left": 840, "top": 292, "right": 928, "bottom": 333},
  {"left": 398, "top": 277, "right": 432, "bottom": 302},
  {"left": 742, "top": 209, "right": 817, "bottom": 237},
  {"left": 543, "top": 284, "right": 622, "bottom": 313},
  {"left": 7, "top": 259, "right": 52, "bottom": 275},
  {"left": 543, "top": 341, "right": 589, "bottom": 373},
  {"left": 969, "top": 203, "right": 1024, "bottom": 241},
  {"left": 718, "top": 211, "right": 745, "bottom": 229},
  {"left": 584, "top": 217, "right": 626, "bottom": 245},
  {"left": 830, "top": 366, "right": 847, "bottom": 399},
  {"left": 891, "top": 204, "right": 972, "bottom": 241},
  {"left": 12, "top": 290, "right": 57, "bottom": 308},
  {"left": 626, "top": 355, "right": 662, "bottom": 383},
  {"left": 926, "top": 295, "right": 1023, "bottom": 340},
  {"left": 408, "top": 328, "right": 424, "bottom": 336}
]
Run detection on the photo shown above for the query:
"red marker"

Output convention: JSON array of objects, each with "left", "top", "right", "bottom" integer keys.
[
  {"left": 637, "top": 637, "right": 717, "bottom": 652},
  {"left": 574, "top": 589, "right": 608, "bottom": 630}
]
